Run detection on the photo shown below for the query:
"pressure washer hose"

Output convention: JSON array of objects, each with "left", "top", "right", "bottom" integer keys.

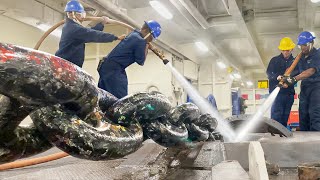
[
  {"left": 34, "top": 17, "right": 135, "bottom": 50},
  {"left": 278, "top": 52, "right": 302, "bottom": 87},
  {"left": 0, "top": 16, "right": 169, "bottom": 171},
  {"left": 0, "top": 152, "right": 68, "bottom": 171},
  {"left": 34, "top": 17, "right": 168, "bottom": 64}
]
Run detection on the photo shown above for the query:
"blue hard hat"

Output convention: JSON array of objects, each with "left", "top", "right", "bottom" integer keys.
[
  {"left": 144, "top": 20, "right": 161, "bottom": 39},
  {"left": 297, "top": 31, "right": 316, "bottom": 45},
  {"left": 65, "top": 0, "right": 85, "bottom": 13}
]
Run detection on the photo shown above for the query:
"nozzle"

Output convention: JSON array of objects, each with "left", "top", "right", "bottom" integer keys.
[
  {"left": 277, "top": 81, "right": 285, "bottom": 88},
  {"left": 163, "top": 59, "right": 169, "bottom": 65}
]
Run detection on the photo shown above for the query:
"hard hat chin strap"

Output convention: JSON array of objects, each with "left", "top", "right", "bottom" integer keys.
[
  {"left": 67, "top": 12, "right": 83, "bottom": 26},
  {"left": 144, "top": 32, "right": 151, "bottom": 40},
  {"left": 309, "top": 43, "right": 313, "bottom": 52}
]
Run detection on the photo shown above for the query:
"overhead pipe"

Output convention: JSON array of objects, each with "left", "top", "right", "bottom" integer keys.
[
  {"left": 169, "top": 0, "right": 248, "bottom": 79},
  {"left": 170, "top": 0, "right": 232, "bottom": 28},
  {"left": 221, "top": 0, "right": 231, "bottom": 15},
  {"left": 206, "top": 16, "right": 234, "bottom": 27},
  {"left": 169, "top": 0, "right": 209, "bottom": 29}
]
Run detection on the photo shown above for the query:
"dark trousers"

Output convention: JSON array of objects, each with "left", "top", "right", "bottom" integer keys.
[
  {"left": 271, "top": 93, "right": 294, "bottom": 127},
  {"left": 98, "top": 61, "right": 128, "bottom": 99},
  {"left": 299, "top": 85, "right": 320, "bottom": 131}
]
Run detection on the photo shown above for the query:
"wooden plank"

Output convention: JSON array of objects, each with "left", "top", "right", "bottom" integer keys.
[{"left": 248, "top": 141, "right": 269, "bottom": 180}]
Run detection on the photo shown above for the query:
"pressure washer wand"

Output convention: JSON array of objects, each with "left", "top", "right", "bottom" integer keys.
[
  {"left": 149, "top": 47, "right": 169, "bottom": 65},
  {"left": 277, "top": 52, "right": 302, "bottom": 88}
]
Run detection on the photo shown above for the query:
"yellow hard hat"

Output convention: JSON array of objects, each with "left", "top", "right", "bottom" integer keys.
[{"left": 278, "top": 37, "right": 295, "bottom": 50}]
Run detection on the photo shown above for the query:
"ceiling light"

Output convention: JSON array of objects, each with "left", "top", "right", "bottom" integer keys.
[
  {"left": 195, "top": 41, "right": 209, "bottom": 52},
  {"left": 246, "top": 81, "right": 253, "bottom": 86},
  {"left": 36, "top": 23, "right": 62, "bottom": 38},
  {"left": 217, "top": 61, "right": 226, "bottom": 69},
  {"left": 149, "top": 1, "right": 173, "bottom": 19},
  {"left": 233, "top": 73, "right": 241, "bottom": 79},
  {"left": 311, "top": 0, "right": 320, "bottom": 3}
]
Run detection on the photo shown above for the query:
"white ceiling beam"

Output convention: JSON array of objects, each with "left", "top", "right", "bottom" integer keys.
[
  {"left": 254, "top": 7, "right": 297, "bottom": 13},
  {"left": 297, "top": 0, "right": 306, "bottom": 29},
  {"left": 207, "top": 15, "right": 234, "bottom": 27},
  {"left": 33, "top": 0, "right": 65, "bottom": 14},
  {"left": 254, "top": 10, "right": 297, "bottom": 19},
  {"left": 228, "top": 0, "right": 265, "bottom": 70},
  {"left": 212, "top": 35, "right": 248, "bottom": 41},
  {"left": 0, "top": 0, "right": 64, "bottom": 29},
  {"left": 169, "top": 0, "right": 246, "bottom": 74},
  {"left": 299, "top": 0, "right": 317, "bottom": 31},
  {"left": 199, "top": 0, "right": 209, "bottom": 16},
  {"left": 221, "top": 0, "right": 231, "bottom": 15},
  {"left": 257, "top": 30, "right": 300, "bottom": 36},
  {"left": 169, "top": 0, "right": 209, "bottom": 29}
]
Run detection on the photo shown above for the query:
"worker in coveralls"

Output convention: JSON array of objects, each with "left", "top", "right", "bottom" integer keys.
[
  {"left": 55, "top": 0, "right": 126, "bottom": 67},
  {"left": 266, "top": 37, "right": 296, "bottom": 128},
  {"left": 282, "top": 31, "right": 320, "bottom": 131},
  {"left": 98, "top": 20, "right": 161, "bottom": 99}
]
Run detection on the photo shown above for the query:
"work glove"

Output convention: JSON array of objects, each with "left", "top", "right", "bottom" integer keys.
[
  {"left": 282, "top": 76, "right": 297, "bottom": 87},
  {"left": 277, "top": 75, "right": 283, "bottom": 81}
]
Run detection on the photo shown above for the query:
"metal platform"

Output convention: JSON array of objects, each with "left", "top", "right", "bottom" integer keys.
[{"left": 0, "top": 140, "right": 167, "bottom": 180}]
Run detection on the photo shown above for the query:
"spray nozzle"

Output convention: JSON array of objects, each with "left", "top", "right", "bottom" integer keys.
[
  {"left": 277, "top": 81, "right": 287, "bottom": 88},
  {"left": 163, "top": 59, "right": 169, "bottom": 65}
]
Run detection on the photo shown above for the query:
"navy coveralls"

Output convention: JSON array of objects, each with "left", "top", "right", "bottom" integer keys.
[
  {"left": 55, "top": 18, "right": 118, "bottom": 67},
  {"left": 298, "top": 48, "right": 320, "bottom": 131},
  {"left": 98, "top": 30, "right": 147, "bottom": 99},
  {"left": 267, "top": 53, "right": 296, "bottom": 127}
]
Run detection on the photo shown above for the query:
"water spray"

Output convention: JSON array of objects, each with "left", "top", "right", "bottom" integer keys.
[{"left": 149, "top": 47, "right": 236, "bottom": 141}]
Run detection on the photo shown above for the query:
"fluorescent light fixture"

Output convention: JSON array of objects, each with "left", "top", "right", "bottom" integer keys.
[
  {"left": 217, "top": 61, "right": 226, "bottom": 69},
  {"left": 246, "top": 81, "right": 253, "bottom": 86},
  {"left": 233, "top": 73, "right": 241, "bottom": 79},
  {"left": 195, "top": 41, "right": 209, "bottom": 52},
  {"left": 311, "top": 0, "right": 320, "bottom": 3},
  {"left": 149, "top": 1, "right": 173, "bottom": 19},
  {"left": 37, "top": 23, "right": 62, "bottom": 38}
]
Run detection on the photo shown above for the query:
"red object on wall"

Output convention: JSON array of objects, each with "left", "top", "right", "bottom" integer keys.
[
  {"left": 287, "top": 111, "right": 299, "bottom": 125},
  {"left": 255, "top": 94, "right": 261, "bottom": 100},
  {"left": 294, "top": 94, "right": 298, "bottom": 99},
  {"left": 242, "top": 94, "right": 248, "bottom": 100}
]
